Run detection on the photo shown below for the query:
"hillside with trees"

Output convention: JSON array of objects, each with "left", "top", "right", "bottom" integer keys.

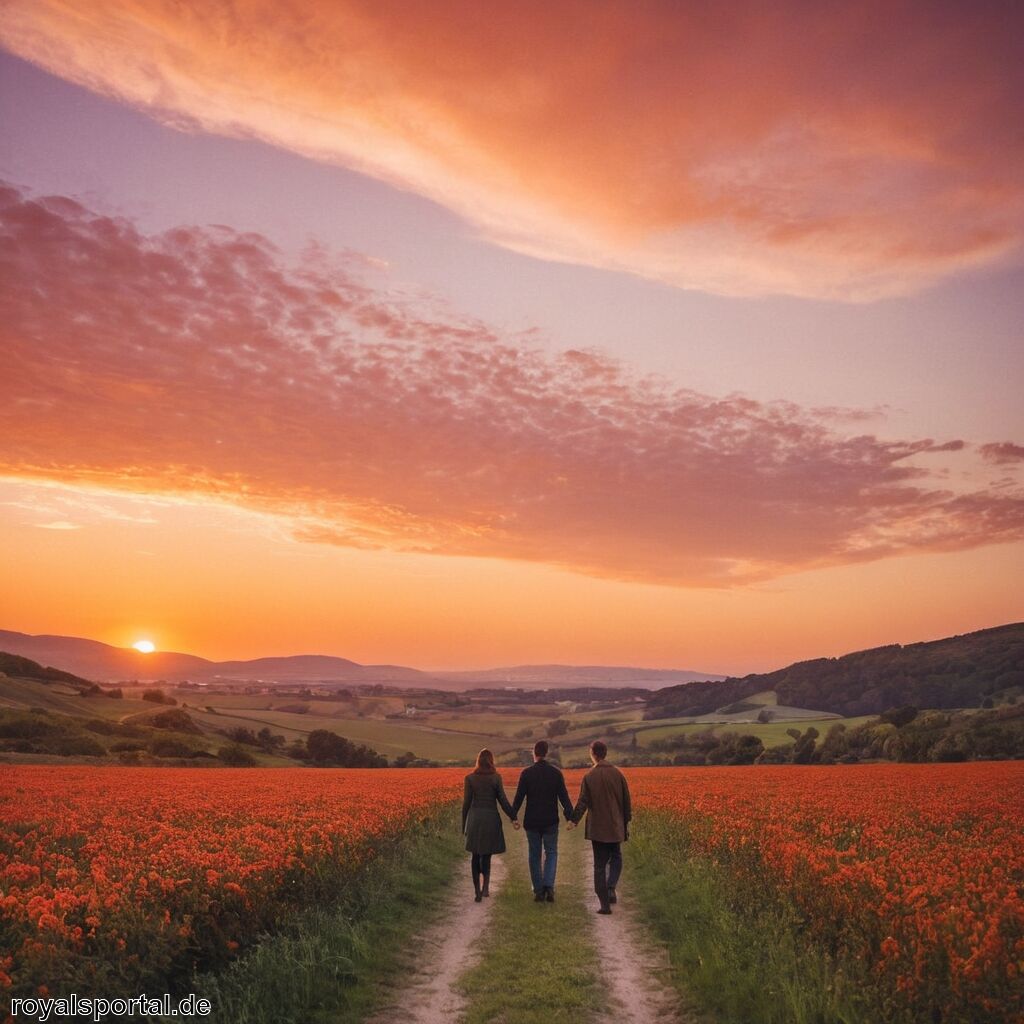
[
  {"left": 645, "top": 623, "right": 1024, "bottom": 720},
  {"left": 0, "top": 652, "right": 93, "bottom": 687}
]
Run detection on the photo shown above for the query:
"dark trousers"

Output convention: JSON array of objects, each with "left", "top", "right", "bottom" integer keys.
[
  {"left": 526, "top": 825, "right": 559, "bottom": 892},
  {"left": 591, "top": 840, "right": 622, "bottom": 909}
]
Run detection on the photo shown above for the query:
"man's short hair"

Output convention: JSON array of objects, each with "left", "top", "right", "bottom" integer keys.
[
  {"left": 590, "top": 740, "right": 608, "bottom": 761},
  {"left": 534, "top": 739, "right": 549, "bottom": 758}
]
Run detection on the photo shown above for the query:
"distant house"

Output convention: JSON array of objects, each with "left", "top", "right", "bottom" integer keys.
[{"left": 405, "top": 704, "right": 418, "bottom": 717}]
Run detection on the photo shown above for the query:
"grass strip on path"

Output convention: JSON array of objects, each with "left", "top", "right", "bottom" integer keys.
[
  {"left": 458, "top": 825, "right": 607, "bottom": 1024},
  {"left": 176, "top": 809, "right": 465, "bottom": 1024}
]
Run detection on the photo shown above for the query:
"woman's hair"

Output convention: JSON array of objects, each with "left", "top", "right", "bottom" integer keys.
[{"left": 474, "top": 748, "right": 497, "bottom": 774}]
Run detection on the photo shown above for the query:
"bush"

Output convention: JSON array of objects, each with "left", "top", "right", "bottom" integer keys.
[
  {"left": 255, "top": 727, "right": 286, "bottom": 752},
  {"left": 148, "top": 737, "right": 197, "bottom": 758},
  {"left": 0, "top": 715, "right": 61, "bottom": 739},
  {"left": 305, "top": 730, "right": 387, "bottom": 768},
  {"left": 142, "top": 689, "right": 177, "bottom": 705},
  {"left": 755, "top": 744, "right": 794, "bottom": 765},
  {"left": 149, "top": 709, "right": 201, "bottom": 733},
  {"left": 218, "top": 744, "right": 257, "bottom": 767},
  {"left": 224, "top": 727, "right": 260, "bottom": 746},
  {"left": 52, "top": 736, "right": 106, "bottom": 757}
]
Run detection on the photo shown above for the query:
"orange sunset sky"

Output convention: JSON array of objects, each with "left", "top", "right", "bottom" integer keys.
[{"left": 1, "top": 0, "right": 1022, "bottom": 674}]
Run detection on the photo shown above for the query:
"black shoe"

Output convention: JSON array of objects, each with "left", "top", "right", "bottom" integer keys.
[
  {"left": 474, "top": 893, "right": 482, "bottom": 902},
  {"left": 544, "top": 887, "right": 555, "bottom": 903},
  {"left": 597, "top": 906, "right": 612, "bottom": 915},
  {"left": 608, "top": 888, "right": 617, "bottom": 904},
  {"left": 534, "top": 890, "right": 545, "bottom": 902}
]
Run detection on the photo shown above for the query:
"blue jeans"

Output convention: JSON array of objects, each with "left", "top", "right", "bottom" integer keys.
[{"left": 527, "top": 825, "right": 559, "bottom": 892}]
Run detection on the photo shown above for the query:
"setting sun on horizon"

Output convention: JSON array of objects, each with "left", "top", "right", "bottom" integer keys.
[{"left": 131, "top": 639, "right": 156, "bottom": 654}]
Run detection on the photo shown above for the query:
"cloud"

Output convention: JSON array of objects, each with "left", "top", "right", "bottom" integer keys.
[
  {"left": 1, "top": 183, "right": 1022, "bottom": 586},
  {"left": 33, "top": 521, "right": 82, "bottom": 531},
  {"left": 2, "top": 1, "right": 1022, "bottom": 300},
  {"left": 980, "top": 442, "right": 1024, "bottom": 465}
]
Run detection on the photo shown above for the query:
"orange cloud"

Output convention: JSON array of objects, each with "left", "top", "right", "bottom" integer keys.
[
  {"left": 2, "top": 1, "right": 1022, "bottom": 299},
  {"left": 2, "top": 183, "right": 1022, "bottom": 586}
]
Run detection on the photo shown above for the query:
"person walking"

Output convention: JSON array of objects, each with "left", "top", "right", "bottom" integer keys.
[
  {"left": 568, "top": 740, "right": 632, "bottom": 914},
  {"left": 511, "top": 739, "right": 574, "bottom": 902},
  {"left": 462, "top": 748, "right": 517, "bottom": 902}
]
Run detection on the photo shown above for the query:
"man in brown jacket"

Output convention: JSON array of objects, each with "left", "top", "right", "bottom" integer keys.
[{"left": 568, "top": 740, "right": 632, "bottom": 914}]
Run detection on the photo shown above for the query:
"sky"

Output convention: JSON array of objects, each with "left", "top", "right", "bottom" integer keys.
[{"left": 0, "top": 0, "right": 1022, "bottom": 675}]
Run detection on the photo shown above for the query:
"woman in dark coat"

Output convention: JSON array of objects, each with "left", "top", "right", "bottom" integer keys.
[{"left": 462, "top": 748, "right": 517, "bottom": 901}]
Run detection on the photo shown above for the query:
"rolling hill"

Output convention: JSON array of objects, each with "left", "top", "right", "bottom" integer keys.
[
  {"left": 0, "top": 631, "right": 433, "bottom": 684},
  {"left": 645, "top": 623, "right": 1024, "bottom": 719},
  {"left": 0, "top": 630, "right": 719, "bottom": 688}
]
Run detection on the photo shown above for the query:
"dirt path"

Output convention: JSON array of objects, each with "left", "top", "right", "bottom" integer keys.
[
  {"left": 579, "top": 835, "right": 702, "bottom": 1024},
  {"left": 364, "top": 823, "right": 701, "bottom": 1024},
  {"left": 364, "top": 849, "right": 507, "bottom": 1024}
]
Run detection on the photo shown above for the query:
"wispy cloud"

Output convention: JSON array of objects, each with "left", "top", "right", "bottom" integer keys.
[
  {"left": 33, "top": 521, "right": 82, "bottom": 531},
  {"left": 980, "top": 442, "right": 1024, "bottom": 465},
  {"left": 1, "top": 183, "right": 1022, "bottom": 585},
  {"left": 1, "top": 480, "right": 161, "bottom": 524},
  {"left": 2, "top": 1, "right": 1022, "bottom": 299}
]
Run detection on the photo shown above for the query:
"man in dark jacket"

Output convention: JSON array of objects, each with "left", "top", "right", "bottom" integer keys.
[
  {"left": 568, "top": 740, "right": 632, "bottom": 914},
  {"left": 511, "top": 739, "right": 574, "bottom": 902}
]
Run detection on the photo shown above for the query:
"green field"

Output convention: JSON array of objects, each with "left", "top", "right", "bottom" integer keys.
[
  {"left": 630, "top": 715, "right": 874, "bottom": 748},
  {"left": 0, "top": 672, "right": 883, "bottom": 767},
  {"left": 181, "top": 704, "right": 509, "bottom": 761}
]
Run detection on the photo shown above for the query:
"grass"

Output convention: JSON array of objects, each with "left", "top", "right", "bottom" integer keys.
[
  {"left": 632, "top": 715, "right": 875, "bottom": 748},
  {"left": 458, "top": 825, "right": 606, "bottom": 1024},
  {"left": 0, "top": 674, "right": 155, "bottom": 720},
  {"left": 629, "top": 810, "right": 870, "bottom": 1024},
  {"left": 179, "top": 808, "right": 465, "bottom": 1024},
  {"left": 182, "top": 706, "right": 506, "bottom": 761},
  {"left": 425, "top": 712, "right": 549, "bottom": 735}
]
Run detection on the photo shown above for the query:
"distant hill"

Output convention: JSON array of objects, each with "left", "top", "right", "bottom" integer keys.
[
  {"left": 438, "top": 664, "right": 724, "bottom": 687},
  {"left": 209, "top": 655, "right": 428, "bottom": 683},
  {"left": 0, "top": 631, "right": 431, "bottom": 684},
  {"left": 0, "top": 630, "right": 714, "bottom": 688},
  {"left": 0, "top": 632, "right": 211, "bottom": 682},
  {"left": 645, "top": 623, "right": 1024, "bottom": 719}
]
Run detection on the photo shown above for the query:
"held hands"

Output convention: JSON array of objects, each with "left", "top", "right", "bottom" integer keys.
[
  {"left": 512, "top": 820, "right": 521, "bottom": 830},
  {"left": 566, "top": 821, "right": 577, "bottom": 831}
]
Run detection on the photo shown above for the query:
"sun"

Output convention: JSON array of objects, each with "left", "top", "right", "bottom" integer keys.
[{"left": 132, "top": 639, "right": 156, "bottom": 654}]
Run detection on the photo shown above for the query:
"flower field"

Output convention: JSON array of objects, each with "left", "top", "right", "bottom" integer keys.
[
  {"left": 0, "top": 766, "right": 463, "bottom": 1010},
  {"left": 627, "top": 762, "right": 1024, "bottom": 1023},
  {"left": 2, "top": 763, "right": 1022, "bottom": 1023}
]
